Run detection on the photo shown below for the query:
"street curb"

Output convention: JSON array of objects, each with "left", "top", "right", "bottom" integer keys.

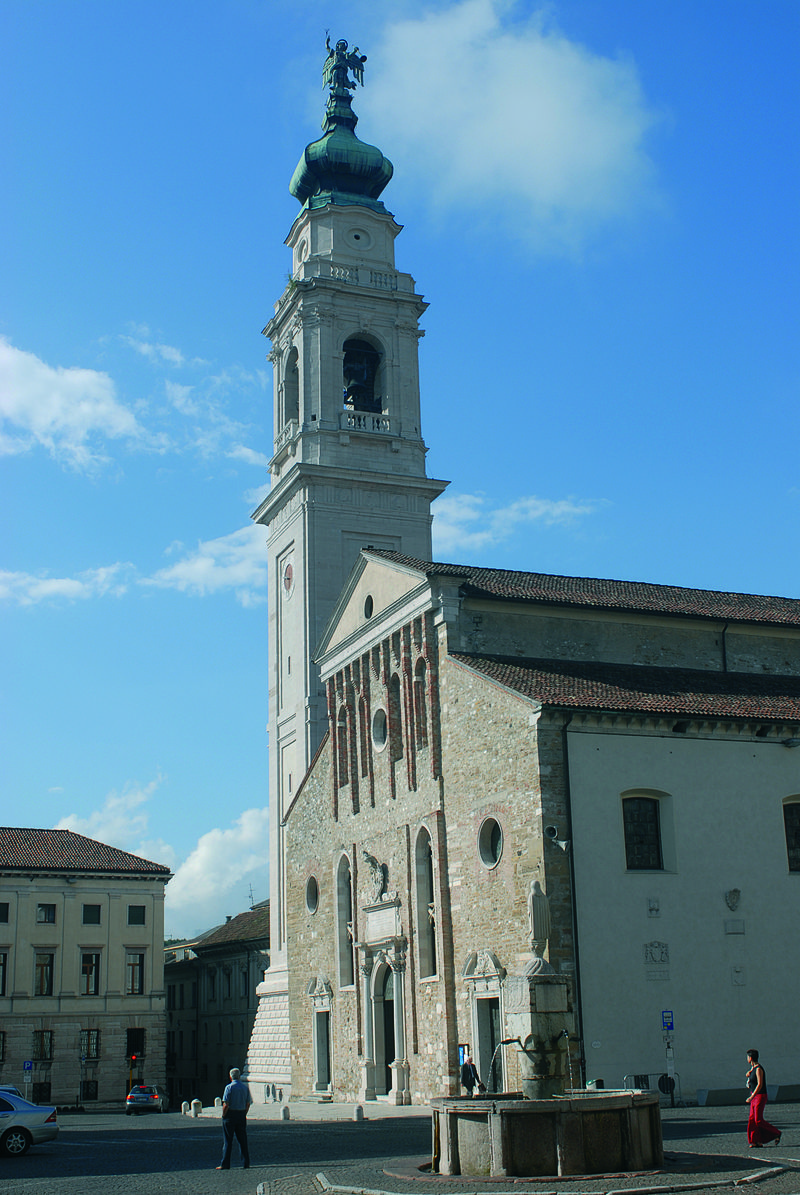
[{"left": 315, "top": 1164, "right": 787, "bottom": 1195}]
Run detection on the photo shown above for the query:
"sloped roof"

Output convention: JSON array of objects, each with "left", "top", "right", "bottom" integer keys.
[
  {"left": 0, "top": 827, "right": 172, "bottom": 875},
  {"left": 451, "top": 654, "right": 800, "bottom": 722},
  {"left": 194, "top": 903, "right": 270, "bottom": 949},
  {"left": 365, "top": 550, "right": 800, "bottom": 628}
]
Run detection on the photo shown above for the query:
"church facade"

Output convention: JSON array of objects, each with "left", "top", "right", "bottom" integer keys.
[
  {"left": 284, "top": 551, "right": 800, "bottom": 1104},
  {"left": 246, "top": 40, "right": 800, "bottom": 1106}
]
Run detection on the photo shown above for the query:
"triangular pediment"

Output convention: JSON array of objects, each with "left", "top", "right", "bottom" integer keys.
[{"left": 315, "top": 550, "right": 434, "bottom": 677}]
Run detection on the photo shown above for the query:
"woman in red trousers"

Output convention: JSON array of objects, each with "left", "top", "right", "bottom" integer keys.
[{"left": 746, "top": 1050, "right": 781, "bottom": 1147}]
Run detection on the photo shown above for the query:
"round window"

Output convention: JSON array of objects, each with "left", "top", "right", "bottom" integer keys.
[
  {"left": 305, "top": 875, "right": 319, "bottom": 914},
  {"left": 346, "top": 227, "right": 372, "bottom": 250},
  {"left": 364, "top": 594, "right": 374, "bottom": 618},
  {"left": 372, "top": 708, "right": 387, "bottom": 750},
  {"left": 478, "top": 817, "right": 503, "bottom": 869}
]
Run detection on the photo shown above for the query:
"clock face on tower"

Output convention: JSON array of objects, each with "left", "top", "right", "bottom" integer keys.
[{"left": 282, "top": 559, "right": 294, "bottom": 599}]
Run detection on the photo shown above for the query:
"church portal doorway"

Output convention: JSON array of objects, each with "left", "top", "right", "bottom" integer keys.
[
  {"left": 476, "top": 996, "right": 502, "bottom": 1092},
  {"left": 372, "top": 962, "right": 395, "bottom": 1095},
  {"left": 314, "top": 1010, "right": 331, "bottom": 1092}
]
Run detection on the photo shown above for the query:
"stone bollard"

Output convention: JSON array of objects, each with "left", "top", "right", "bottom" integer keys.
[
  {"left": 352, "top": 1104, "right": 364, "bottom": 1122},
  {"left": 280, "top": 1105, "right": 290, "bottom": 1120},
  {"left": 191, "top": 1099, "right": 202, "bottom": 1118},
  {"left": 181, "top": 1101, "right": 190, "bottom": 1115},
  {"left": 214, "top": 1096, "right": 222, "bottom": 1108}
]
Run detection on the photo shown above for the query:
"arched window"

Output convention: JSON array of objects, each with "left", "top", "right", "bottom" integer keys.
[
  {"left": 283, "top": 346, "right": 299, "bottom": 424},
  {"left": 413, "top": 658, "right": 428, "bottom": 748},
  {"left": 784, "top": 798, "right": 800, "bottom": 872},
  {"left": 415, "top": 828, "right": 437, "bottom": 978},
  {"left": 622, "top": 794, "right": 663, "bottom": 870},
  {"left": 389, "top": 674, "right": 403, "bottom": 762},
  {"left": 342, "top": 338, "right": 382, "bottom": 413},
  {"left": 337, "top": 708, "right": 349, "bottom": 785},
  {"left": 336, "top": 855, "right": 355, "bottom": 987}
]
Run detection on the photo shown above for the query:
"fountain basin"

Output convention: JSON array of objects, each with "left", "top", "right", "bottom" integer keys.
[{"left": 431, "top": 1090, "right": 663, "bottom": 1177}]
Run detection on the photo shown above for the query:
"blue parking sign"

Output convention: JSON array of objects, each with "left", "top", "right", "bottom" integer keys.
[{"left": 23, "top": 1060, "right": 33, "bottom": 1072}]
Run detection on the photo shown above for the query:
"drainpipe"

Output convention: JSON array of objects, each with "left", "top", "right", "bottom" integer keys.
[
  {"left": 720, "top": 622, "right": 729, "bottom": 672},
  {"left": 560, "top": 712, "right": 586, "bottom": 1087}
]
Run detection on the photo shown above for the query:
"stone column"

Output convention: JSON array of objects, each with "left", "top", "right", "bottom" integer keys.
[
  {"left": 389, "top": 955, "right": 410, "bottom": 1104},
  {"left": 358, "top": 956, "right": 376, "bottom": 1101}
]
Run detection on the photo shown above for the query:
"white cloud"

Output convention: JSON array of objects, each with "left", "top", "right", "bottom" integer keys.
[
  {"left": 164, "top": 808, "right": 269, "bottom": 933},
  {"left": 0, "top": 337, "right": 141, "bottom": 468},
  {"left": 55, "top": 777, "right": 168, "bottom": 862},
  {"left": 142, "top": 524, "right": 267, "bottom": 607},
  {"left": 122, "top": 332, "right": 187, "bottom": 367},
  {"left": 0, "top": 562, "right": 134, "bottom": 606},
  {"left": 227, "top": 444, "right": 271, "bottom": 468},
  {"left": 369, "top": 0, "right": 661, "bottom": 251},
  {"left": 432, "top": 490, "right": 596, "bottom": 554},
  {"left": 0, "top": 527, "right": 266, "bottom": 607}
]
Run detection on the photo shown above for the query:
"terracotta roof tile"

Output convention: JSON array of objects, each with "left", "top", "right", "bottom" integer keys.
[
  {"left": 366, "top": 550, "right": 800, "bottom": 627},
  {"left": 194, "top": 903, "right": 270, "bottom": 948},
  {"left": 0, "top": 827, "right": 172, "bottom": 875},
  {"left": 451, "top": 654, "right": 800, "bottom": 722}
]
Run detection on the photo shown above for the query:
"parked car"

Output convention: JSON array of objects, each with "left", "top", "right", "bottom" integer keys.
[
  {"left": 0, "top": 1092, "right": 58, "bottom": 1156},
  {"left": 125, "top": 1085, "right": 169, "bottom": 1114},
  {"left": 0, "top": 1086, "right": 23, "bottom": 1098}
]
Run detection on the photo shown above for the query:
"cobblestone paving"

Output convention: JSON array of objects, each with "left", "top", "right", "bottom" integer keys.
[{"left": 1, "top": 1103, "right": 797, "bottom": 1195}]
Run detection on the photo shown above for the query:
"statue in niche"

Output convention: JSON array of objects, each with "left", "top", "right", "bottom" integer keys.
[
  {"left": 528, "top": 879, "right": 551, "bottom": 957},
  {"left": 323, "top": 35, "right": 367, "bottom": 92}
]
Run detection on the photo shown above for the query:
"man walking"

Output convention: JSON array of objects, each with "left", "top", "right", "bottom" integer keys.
[{"left": 216, "top": 1067, "right": 252, "bottom": 1170}]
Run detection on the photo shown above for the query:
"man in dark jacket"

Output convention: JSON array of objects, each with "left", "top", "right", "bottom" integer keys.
[{"left": 460, "top": 1055, "right": 482, "bottom": 1097}]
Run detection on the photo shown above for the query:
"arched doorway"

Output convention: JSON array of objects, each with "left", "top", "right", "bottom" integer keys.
[{"left": 372, "top": 961, "right": 396, "bottom": 1096}]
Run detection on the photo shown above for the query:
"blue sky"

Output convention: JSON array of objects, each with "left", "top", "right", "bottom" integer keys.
[{"left": 2, "top": 0, "right": 798, "bottom": 937}]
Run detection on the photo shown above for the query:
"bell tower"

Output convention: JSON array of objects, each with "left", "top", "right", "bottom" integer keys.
[{"left": 246, "top": 38, "right": 447, "bottom": 1098}]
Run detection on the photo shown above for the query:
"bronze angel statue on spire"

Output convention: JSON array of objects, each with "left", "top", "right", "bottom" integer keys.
[{"left": 323, "top": 34, "right": 367, "bottom": 91}]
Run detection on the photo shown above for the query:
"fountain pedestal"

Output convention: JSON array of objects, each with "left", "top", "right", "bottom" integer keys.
[{"left": 431, "top": 1090, "right": 664, "bottom": 1177}]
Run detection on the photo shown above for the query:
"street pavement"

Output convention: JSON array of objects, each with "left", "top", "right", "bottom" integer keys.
[{"left": 1, "top": 1099, "right": 798, "bottom": 1195}]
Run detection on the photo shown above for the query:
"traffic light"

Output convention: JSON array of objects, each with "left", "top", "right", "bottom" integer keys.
[{"left": 131, "top": 1054, "right": 137, "bottom": 1064}]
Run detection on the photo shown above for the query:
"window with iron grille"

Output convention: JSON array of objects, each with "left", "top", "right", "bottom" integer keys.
[
  {"left": 127, "top": 905, "right": 146, "bottom": 926},
  {"left": 80, "top": 1029, "right": 100, "bottom": 1059},
  {"left": 126, "top": 952, "right": 145, "bottom": 995},
  {"left": 32, "top": 1081, "right": 51, "bottom": 1103},
  {"left": 80, "top": 1080, "right": 98, "bottom": 1101},
  {"left": 623, "top": 796, "right": 663, "bottom": 870},
  {"left": 81, "top": 952, "right": 101, "bottom": 996},
  {"left": 35, "top": 952, "right": 54, "bottom": 996},
  {"left": 32, "top": 1030, "right": 53, "bottom": 1060},
  {"left": 784, "top": 801, "right": 800, "bottom": 872}
]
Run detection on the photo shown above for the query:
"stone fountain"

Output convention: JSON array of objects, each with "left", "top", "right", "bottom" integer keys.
[{"left": 431, "top": 883, "right": 663, "bottom": 1177}]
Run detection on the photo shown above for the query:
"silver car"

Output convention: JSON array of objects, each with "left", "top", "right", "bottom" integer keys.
[
  {"left": 125, "top": 1084, "right": 169, "bottom": 1114},
  {"left": 0, "top": 1091, "right": 59, "bottom": 1156}
]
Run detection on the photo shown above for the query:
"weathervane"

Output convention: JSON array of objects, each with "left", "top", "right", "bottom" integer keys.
[{"left": 323, "top": 33, "right": 367, "bottom": 93}]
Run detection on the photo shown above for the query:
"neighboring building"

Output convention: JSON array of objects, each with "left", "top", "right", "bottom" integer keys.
[
  {"left": 283, "top": 550, "right": 800, "bottom": 1105},
  {"left": 246, "top": 37, "right": 446, "bottom": 1100},
  {"left": 0, "top": 827, "right": 172, "bottom": 1107},
  {"left": 165, "top": 903, "right": 269, "bottom": 1107}
]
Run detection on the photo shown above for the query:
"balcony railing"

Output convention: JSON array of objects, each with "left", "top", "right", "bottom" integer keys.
[{"left": 340, "top": 411, "right": 391, "bottom": 434}]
